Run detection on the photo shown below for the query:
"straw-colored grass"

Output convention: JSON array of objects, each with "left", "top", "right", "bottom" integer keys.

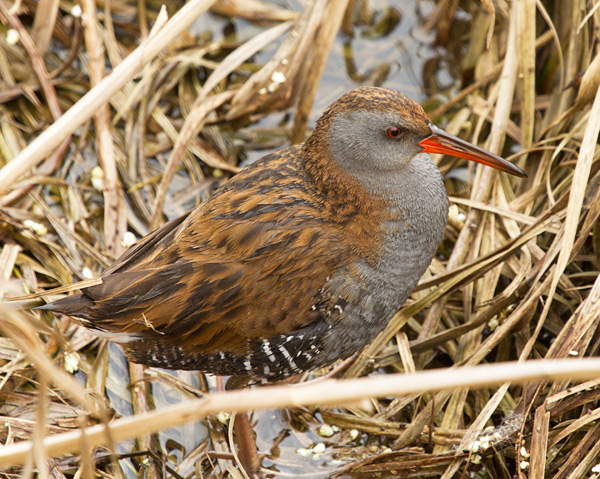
[{"left": 2, "top": 0, "right": 600, "bottom": 477}]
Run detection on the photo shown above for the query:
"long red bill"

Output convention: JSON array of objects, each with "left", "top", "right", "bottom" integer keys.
[{"left": 419, "top": 124, "right": 527, "bottom": 178}]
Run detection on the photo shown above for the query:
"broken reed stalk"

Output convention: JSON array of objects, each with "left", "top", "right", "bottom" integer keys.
[{"left": 1, "top": 348, "right": 600, "bottom": 467}]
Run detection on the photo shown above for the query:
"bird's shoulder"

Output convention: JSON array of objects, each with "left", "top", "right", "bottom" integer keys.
[
  {"left": 71, "top": 145, "right": 360, "bottom": 344},
  {"left": 99, "top": 144, "right": 326, "bottom": 273}
]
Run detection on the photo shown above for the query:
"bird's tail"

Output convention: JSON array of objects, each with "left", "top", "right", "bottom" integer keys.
[{"left": 34, "top": 293, "right": 94, "bottom": 318}]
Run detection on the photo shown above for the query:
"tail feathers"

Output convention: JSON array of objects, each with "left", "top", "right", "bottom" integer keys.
[
  {"left": 34, "top": 293, "right": 94, "bottom": 319},
  {"left": 35, "top": 295, "right": 143, "bottom": 343}
]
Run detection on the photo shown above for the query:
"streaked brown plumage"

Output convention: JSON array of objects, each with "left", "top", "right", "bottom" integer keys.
[{"left": 39, "top": 87, "right": 526, "bottom": 380}]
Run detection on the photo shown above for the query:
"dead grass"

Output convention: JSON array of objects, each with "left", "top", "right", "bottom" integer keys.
[{"left": 2, "top": 0, "right": 600, "bottom": 478}]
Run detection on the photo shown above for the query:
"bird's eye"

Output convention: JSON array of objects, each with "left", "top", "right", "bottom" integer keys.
[{"left": 386, "top": 127, "right": 401, "bottom": 138}]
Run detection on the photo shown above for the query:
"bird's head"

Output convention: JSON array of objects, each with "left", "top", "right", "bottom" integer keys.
[{"left": 318, "top": 87, "right": 526, "bottom": 179}]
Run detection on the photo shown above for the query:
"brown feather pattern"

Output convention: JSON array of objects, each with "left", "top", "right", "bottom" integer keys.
[{"left": 39, "top": 87, "right": 453, "bottom": 380}]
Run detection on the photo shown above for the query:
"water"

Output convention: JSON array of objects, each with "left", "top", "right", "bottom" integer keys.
[{"left": 229, "top": 0, "right": 443, "bottom": 165}]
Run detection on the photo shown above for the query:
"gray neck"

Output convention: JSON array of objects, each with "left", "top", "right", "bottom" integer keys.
[
  {"left": 351, "top": 153, "right": 449, "bottom": 312},
  {"left": 316, "top": 152, "right": 449, "bottom": 365}
]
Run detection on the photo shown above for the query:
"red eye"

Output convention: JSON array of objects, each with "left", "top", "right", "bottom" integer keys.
[{"left": 386, "top": 127, "right": 401, "bottom": 138}]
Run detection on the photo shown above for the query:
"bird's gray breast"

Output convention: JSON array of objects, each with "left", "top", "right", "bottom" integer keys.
[
  {"left": 370, "top": 154, "right": 449, "bottom": 310},
  {"left": 320, "top": 153, "right": 448, "bottom": 357}
]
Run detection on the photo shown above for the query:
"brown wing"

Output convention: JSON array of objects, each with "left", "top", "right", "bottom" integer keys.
[
  {"left": 44, "top": 146, "right": 359, "bottom": 355},
  {"left": 102, "top": 212, "right": 189, "bottom": 276}
]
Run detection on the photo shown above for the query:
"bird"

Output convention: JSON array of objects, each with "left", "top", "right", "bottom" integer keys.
[{"left": 37, "top": 86, "right": 526, "bottom": 382}]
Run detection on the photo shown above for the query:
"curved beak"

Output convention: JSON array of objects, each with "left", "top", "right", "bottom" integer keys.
[{"left": 419, "top": 124, "right": 527, "bottom": 178}]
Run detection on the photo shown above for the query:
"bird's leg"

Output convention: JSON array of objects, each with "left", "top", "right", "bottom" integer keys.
[{"left": 225, "top": 375, "right": 261, "bottom": 478}]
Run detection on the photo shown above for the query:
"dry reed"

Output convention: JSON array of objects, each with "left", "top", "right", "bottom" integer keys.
[{"left": 1, "top": 0, "right": 600, "bottom": 478}]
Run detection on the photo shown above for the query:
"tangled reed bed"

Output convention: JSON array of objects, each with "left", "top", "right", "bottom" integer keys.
[{"left": 1, "top": 0, "right": 600, "bottom": 478}]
